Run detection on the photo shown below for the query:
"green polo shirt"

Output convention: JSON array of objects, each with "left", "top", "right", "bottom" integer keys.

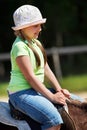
[{"left": 7, "top": 37, "right": 44, "bottom": 92}]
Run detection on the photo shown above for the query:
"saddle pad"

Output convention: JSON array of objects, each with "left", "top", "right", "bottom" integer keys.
[{"left": 0, "top": 101, "right": 31, "bottom": 130}]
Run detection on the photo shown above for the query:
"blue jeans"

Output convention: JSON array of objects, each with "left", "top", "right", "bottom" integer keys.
[{"left": 8, "top": 88, "right": 85, "bottom": 130}]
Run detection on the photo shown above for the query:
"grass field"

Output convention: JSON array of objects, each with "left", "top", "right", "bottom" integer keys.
[
  {"left": 60, "top": 74, "right": 87, "bottom": 92},
  {"left": 0, "top": 82, "right": 8, "bottom": 97},
  {"left": 0, "top": 74, "right": 87, "bottom": 97}
]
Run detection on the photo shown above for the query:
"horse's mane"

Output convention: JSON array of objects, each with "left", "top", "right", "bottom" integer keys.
[{"left": 67, "top": 99, "right": 87, "bottom": 112}]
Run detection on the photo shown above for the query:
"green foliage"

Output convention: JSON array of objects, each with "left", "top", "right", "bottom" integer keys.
[
  {"left": 0, "top": 83, "right": 8, "bottom": 97},
  {"left": 60, "top": 74, "right": 87, "bottom": 92}
]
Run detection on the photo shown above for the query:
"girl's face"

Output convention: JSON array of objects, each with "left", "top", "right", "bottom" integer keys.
[{"left": 21, "top": 24, "right": 42, "bottom": 40}]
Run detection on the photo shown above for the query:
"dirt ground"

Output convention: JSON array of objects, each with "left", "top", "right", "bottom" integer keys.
[{"left": 74, "top": 91, "right": 87, "bottom": 98}]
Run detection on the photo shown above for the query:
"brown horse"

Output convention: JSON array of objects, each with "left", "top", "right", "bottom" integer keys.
[
  {"left": 61, "top": 99, "right": 87, "bottom": 130},
  {"left": 0, "top": 99, "right": 87, "bottom": 130}
]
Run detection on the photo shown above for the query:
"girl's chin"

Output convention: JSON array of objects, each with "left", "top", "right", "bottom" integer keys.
[{"left": 34, "top": 35, "right": 38, "bottom": 39}]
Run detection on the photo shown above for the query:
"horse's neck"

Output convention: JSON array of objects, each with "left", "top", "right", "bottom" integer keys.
[
  {"left": 67, "top": 99, "right": 87, "bottom": 130},
  {"left": 67, "top": 99, "right": 87, "bottom": 111}
]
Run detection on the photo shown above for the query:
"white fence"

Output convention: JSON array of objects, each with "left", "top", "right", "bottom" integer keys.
[{"left": 1, "top": 45, "right": 87, "bottom": 78}]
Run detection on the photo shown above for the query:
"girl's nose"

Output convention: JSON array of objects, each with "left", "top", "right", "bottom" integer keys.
[
  {"left": 39, "top": 26, "right": 42, "bottom": 32},
  {"left": 40, "top": 27, "right": 42, "bottom": 32},
  {"left": 37, "top": 24, "right": 42, "bottom": 32}
]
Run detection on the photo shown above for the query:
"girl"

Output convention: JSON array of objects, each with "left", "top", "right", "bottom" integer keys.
[{"left": 7, "top": 5, "right": 84, "bottom": 130}]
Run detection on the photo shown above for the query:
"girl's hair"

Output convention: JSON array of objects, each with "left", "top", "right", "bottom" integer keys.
[{"left": 14, "top": 30, "right": 47, "bottom": 66}]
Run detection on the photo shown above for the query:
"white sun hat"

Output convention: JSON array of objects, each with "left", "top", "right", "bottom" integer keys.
[{"left": 12, "top": 5, "right": 46, "bottom": 30}]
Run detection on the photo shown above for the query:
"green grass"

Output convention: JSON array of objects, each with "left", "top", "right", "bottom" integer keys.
[
  {"left": 0, "top": 82, "right": 8, "bottom": 97},
  {"left": 60, "top": 74, "right": 87, "bottom": 92},
  {"left": 0, "top": 74, "right": 87, "bottom": 97}
]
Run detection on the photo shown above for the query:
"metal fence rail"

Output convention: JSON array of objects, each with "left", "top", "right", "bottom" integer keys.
[
  {"left": 46, "top": 45, "right": 87, "bottom": 78},
  {"left": 1, "top": 45, "right": 87, "bottom": 78},
  {"left": 46, "top": 45, "right": 87, "bottom": 55},
  {"left": 0, "top": 53, "right": 10, "bottom": 61}
]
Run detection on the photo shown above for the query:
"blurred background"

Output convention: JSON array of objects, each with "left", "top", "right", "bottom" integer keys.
[{"left": 0, "top": 0, "right": 87, "bottom": 99}]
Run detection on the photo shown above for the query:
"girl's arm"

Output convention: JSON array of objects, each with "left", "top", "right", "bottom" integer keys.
[
  {"left": 16, "top": 55, "right": 67, "bottom": 105},
  {"left": 44, "top": 62, "right": 70, "bottom": 98},
  {"left": 44, "top": 62, "right": 62, "bottom": 92}
]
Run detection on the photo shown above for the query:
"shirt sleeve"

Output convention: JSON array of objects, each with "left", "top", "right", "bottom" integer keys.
[{"left": 12, "top": 42, "right": 29, "bottom": 58}]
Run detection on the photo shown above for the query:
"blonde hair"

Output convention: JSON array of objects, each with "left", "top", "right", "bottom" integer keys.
[{"left": 14, "top": 30, "right": 47, "bottom": 66}]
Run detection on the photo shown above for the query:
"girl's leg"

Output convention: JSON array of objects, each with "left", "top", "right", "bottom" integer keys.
[{"left": 9, "top": 89, "right": 63, "bottom": 130}]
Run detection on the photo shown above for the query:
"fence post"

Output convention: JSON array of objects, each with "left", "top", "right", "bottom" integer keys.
[{"left": 52, "top": 50, "right": 62, "bottom": 79}]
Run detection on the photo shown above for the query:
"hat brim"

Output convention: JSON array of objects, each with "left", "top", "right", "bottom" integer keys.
[{"left": 12, "top": 18, "right": 46, "bottom": 31}]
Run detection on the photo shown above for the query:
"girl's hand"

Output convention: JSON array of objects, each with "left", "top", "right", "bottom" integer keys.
[
  {"left": 61, "top": 89, "right": 71, "bottom": 98},
  {"left": 52, "top": 91, "right": 67, "bottom": 105}
]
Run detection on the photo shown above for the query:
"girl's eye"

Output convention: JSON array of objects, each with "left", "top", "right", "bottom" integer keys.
[
  {"left": 34, "top": 25, "right": 39, "bottom": 28},
  {"left": 34, "top": 24, "right": 41, "bottom": 28}
]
